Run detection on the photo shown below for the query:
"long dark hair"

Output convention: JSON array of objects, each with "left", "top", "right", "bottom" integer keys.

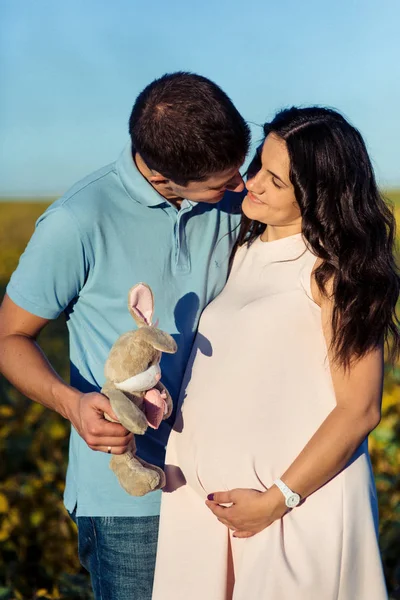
[
  {"left": 237, "top": 107, "right": 400, "bottom": 367},
  {"left": 129, "top": 72, "right": 250, "bottom": 185}
]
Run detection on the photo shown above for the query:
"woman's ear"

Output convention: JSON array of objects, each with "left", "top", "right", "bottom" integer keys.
[{"left": 128, "top": 283, "right": 154, "bottom": 327}]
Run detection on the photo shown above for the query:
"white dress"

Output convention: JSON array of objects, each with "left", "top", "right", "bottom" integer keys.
[{"left": 152, "top": 234, "right": 388, "bottom": 600}]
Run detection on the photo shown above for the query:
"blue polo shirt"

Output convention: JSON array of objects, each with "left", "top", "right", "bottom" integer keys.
[{"left": 7, "top": 144, "right": 242, "bottom": 517}]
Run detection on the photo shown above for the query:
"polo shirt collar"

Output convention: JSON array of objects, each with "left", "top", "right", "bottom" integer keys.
[{"left": 116, "top": 143, "right": 169, "bottom": 207}]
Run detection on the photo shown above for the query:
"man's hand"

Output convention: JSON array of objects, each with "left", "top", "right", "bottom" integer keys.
[
  {"left": 205, "top": 487, "right": 287, "bottom": 538},
  {"left": 66, "top": 392, "right": 134, "bottom": 454}
]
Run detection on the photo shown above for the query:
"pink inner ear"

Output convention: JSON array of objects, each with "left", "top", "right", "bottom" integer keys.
[{"left": 130, "top": 284, "right": 154, "bottom": 325}]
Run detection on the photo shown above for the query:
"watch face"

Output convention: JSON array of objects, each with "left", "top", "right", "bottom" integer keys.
[{"left": 286, "top": 493, "right": 301, "bottom": 508}]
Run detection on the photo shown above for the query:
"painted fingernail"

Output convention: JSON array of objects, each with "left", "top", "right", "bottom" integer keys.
[{"left": 207, "top": 493, "right": 214, "bottom": 501}]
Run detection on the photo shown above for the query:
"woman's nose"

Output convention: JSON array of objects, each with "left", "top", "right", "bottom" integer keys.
[{"left": 246, "top": 173, "right": 264, "bottom": 195}]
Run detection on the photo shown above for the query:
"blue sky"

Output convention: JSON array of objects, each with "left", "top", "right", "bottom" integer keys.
[{"left": 1, "top": 0, "right": 399, "bottom": 196}]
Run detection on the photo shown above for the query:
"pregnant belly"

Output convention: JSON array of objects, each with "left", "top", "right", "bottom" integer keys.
[
  {"left": 167, "top": 403, "right": 295, "bottom": 499},
  {"left": 166, "top": 383, "right": 333, "bottom": 499},
  {"left": 170, "top": 422, "right": 269, "bottom": 499}
]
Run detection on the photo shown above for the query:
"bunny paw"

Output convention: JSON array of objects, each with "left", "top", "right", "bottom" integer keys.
[{"left": 143, "top": 389, "right": 168, "bottom": 429}]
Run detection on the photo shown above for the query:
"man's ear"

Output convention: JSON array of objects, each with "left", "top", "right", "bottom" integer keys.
[{"left": 149, "top": 174, "right": 169, "bottom": 185}]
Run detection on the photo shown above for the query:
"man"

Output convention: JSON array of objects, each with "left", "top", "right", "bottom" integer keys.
[{"left": 0, "top": 72, "right": 250, "bottom": 599}]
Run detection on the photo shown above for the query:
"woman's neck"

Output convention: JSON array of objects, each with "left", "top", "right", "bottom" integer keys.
[{"left": 260, "top": 222, "right": 302, "bottom": 243}]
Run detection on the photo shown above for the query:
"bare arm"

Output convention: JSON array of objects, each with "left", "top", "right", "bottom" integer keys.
[
  {"left": 277, "top": 284, "right": 382, "bottom": 502},
  {"left": 0, "top": 294, "right": 132, "bottom": 454}
]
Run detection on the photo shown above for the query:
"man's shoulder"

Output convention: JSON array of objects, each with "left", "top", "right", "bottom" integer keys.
[
  {"left": 58, "top": 161, "right": 118, "bottom": 210},
  {"left": 41, "top": 158, "right": 129, "bottom": 230}
]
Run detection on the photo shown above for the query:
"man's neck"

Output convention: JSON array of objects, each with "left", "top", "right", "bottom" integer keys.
[{"left": 133, "top": 151, "right": 183, "bottom": 209}]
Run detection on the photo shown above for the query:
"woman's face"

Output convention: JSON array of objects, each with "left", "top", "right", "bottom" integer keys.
[{"left": 243, "top": 133, "right": 301, "bottom": 228}]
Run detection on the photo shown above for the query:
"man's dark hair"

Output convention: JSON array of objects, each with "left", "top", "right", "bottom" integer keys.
[{"left": 129, "top": 72, "right": 250, "bottom": 186}]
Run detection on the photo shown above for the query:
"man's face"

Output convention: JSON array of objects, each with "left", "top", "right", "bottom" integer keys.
[{"left": 155, "top": 167, "right": 245, "bottom": 204}]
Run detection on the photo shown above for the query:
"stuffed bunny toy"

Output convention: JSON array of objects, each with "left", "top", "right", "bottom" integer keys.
[{"left": 101, "top": 283, "right": 177, "bottom": 496}]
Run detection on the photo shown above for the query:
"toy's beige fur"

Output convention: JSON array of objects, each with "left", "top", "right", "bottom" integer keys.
[{"left": 101, "top": 283, "right": 177, "bottom": 496}]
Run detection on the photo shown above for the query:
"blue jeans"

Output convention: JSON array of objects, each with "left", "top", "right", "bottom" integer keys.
[{"left": 72, "top": 513, "right": 160, "bottom": 600}]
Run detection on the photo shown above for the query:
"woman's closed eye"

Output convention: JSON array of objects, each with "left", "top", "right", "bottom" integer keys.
[{"left": 272, "top": 176, "right": 283, "bottom": 189}]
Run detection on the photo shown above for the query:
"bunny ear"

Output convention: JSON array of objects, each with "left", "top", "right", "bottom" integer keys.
[{"left": 128, "top": 283, "right": 154, "bottom": 327}]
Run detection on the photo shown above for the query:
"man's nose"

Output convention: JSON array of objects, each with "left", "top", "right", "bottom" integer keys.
[{"left": 227, "top": 173, "right": 245, "bottom": 193}]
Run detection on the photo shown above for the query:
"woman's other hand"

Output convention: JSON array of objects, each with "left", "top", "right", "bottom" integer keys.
[{"left": 205, "top": 486, "right": 288, "bottom": 538}]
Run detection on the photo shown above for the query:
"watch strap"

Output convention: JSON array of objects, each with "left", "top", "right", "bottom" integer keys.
[
  {"left": 273, "top": 478, "right": 301, "bottom": 507},
  {"left": 273, "top": 478, "right": 294, "bottom": 498}
]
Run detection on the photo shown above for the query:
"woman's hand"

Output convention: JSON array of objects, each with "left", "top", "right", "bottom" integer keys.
[{"left": 205, "top": 486, "right": 288, "bottom": 538}]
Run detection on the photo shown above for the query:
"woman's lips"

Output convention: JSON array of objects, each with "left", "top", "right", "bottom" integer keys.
[{"left": 246, "top": 191, "right": 265, "bottom": 204}]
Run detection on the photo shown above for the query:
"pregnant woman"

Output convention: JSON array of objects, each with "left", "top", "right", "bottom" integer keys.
[{"left": 152, "top": 107, "right": 399, "bottom": 600}]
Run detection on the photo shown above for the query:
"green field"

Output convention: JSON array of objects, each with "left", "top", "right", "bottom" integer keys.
[
  {"left": 386, "top": 189, "right": 400, "bottom": 204},
  {"left": 0, "top": 194, "right": 400, "bottom": 599}
]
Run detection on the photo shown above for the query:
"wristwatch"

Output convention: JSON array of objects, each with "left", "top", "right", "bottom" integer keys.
[{"left": 273, "top": 478, "right": 301, "bottom": 508}]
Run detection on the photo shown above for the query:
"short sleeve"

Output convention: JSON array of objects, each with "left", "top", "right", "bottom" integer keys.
[{"left": 6, "top": 205, "right": 89, "bottom": 319}]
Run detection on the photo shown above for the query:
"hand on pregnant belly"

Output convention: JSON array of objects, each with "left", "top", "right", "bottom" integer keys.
[{"left": 205, "top": 487, "right": 288, "bottom": 538}]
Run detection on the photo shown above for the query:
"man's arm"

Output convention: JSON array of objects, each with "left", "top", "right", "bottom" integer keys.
[{"left": 0, "top": 294, "right": 133, "bottom": 454}]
